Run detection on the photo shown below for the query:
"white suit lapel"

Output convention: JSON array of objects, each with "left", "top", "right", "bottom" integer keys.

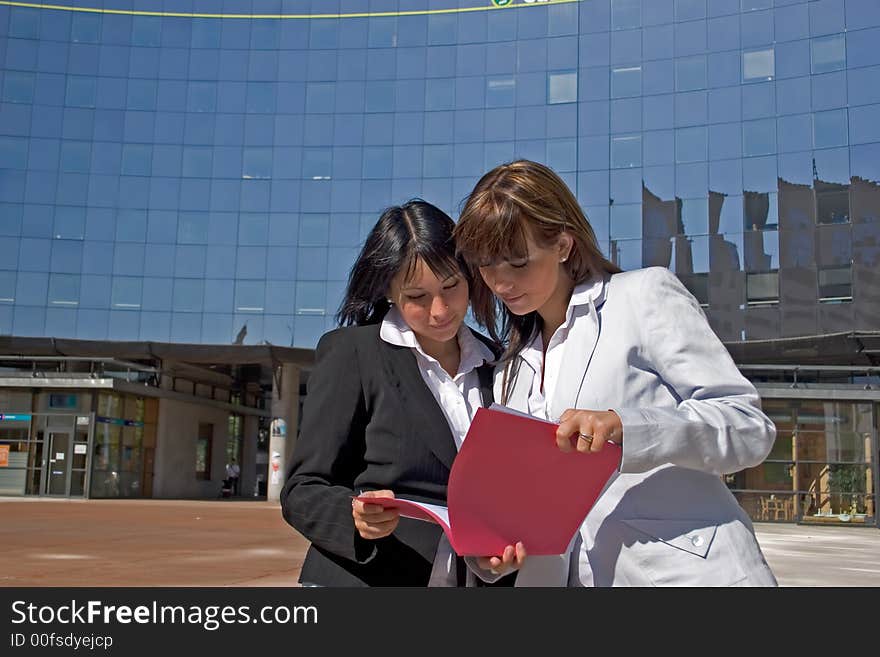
[{"left": 548, "top": 276, "right": 608, "bottom": 421}]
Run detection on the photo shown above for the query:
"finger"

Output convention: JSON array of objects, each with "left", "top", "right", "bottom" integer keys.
[
  {"left": 501, "top": 544, "right": 515, "bottom": 567},
  {"left": 359, "top": 489, "right": 395, "bottom": 499},
  {"left": 576, "top": 431, "right": 594, "bottom": 454},
  {"left": 587, "top": 413, "right": 621, "bottom": 453},
  {"left": 354, "top": 507, "right": 399, "bottom": 523},
  {"left": 514, "top": 542, "right": 527, "bottom": 567},
  {"left": 555, "top": 418, "right": 578, "bottom": 453},
  {"left": 355, "top": 518, "right": 399, "bottom": 538}
]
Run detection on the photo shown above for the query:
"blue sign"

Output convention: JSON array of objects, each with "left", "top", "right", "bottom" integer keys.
[
  {"left": 95, "top": 416, "right": 144, "bottom": 427},
  {"left": 0, "top": 414, "right": 31, "bottom": 421}
]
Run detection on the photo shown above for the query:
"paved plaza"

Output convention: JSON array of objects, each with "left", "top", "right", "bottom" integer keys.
[{"left": 1, "top": 498, "right": 878, "bottom": 587}]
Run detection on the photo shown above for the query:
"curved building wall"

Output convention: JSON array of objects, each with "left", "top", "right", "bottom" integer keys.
[{"left": 0, "top": 0, "right": 879, "bottom": 348}]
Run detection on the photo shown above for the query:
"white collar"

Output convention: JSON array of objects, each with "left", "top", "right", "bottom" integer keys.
[
  {"left": 521, "top": 274, "right": 608, "bottom": 360},
  {"left": 379, "top": 306, "right": 494, "bottom": 377}
]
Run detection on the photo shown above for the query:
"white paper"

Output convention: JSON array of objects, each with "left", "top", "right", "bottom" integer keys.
[
  {"left": 55, "top": 452, "right": 64, "bottom": 460},
  {"left": 74, "top": 444, "right": 87, "bottom": 454}
]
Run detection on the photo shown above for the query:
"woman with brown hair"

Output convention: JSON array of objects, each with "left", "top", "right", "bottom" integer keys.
[{"left": 454, "top": 160, "right": 778, "bottom": 586}]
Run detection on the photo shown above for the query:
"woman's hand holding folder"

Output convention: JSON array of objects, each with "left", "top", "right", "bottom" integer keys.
[
  {"left": 476, "top": 541, "right": 528, "bottom": 577},
  {"left": 352, "top": 489, "right": 399, "bottom": 540}
]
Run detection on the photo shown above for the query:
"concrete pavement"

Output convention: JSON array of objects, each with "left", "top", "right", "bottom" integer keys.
[{"left": 1, "top": 498, "right": 878, "bottom": 586}]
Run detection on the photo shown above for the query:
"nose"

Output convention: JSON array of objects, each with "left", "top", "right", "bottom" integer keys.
[
  {"left": 431, "top": 295, "right": 450, "bottom": 321},
  {"left": 483, "top": 266, "right": 513, "bottom": 296}
]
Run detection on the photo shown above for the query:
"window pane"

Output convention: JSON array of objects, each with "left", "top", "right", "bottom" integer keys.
[
  {"left": 743, "top": 48, "right": 774, "bottom": 81},
  {"left": 813, "top": 109, "right": 848, "bottom": 149},
  {"left": 548, "top": 71, "right": 577, "bottom": 104},
  {"left": 811, "top": 34, "right": 846, "bottom": 74},
  {"left": 612, "top": 0, "right": 641, "bottom": 30},
  {"left": 676, "top": 56, "right": 707, "bottom": 92},
  {"left": 611, "top": 135, "right": 641, "bottom": 168},
  {"left": 611, "top": 66, "right": 641, "bottom": 98},
  {"left": 818, "top": 265, "right": 852, "bottom": 301},
  {"left": 747, "top": 271, "right": 779, "bottom": 303}
]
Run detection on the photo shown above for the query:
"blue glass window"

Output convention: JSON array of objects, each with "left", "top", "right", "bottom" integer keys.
[
  {"left": 811, "top": 34, "right": 846, "bottom": 74},
  {"left": 173, "top": 279, "right": 204, "bottom": 313},
  {"left": 611, "top": 135, "right": 642, "bottom": 168},
  {"left": 742, "top": 119, "right": 777, "bottom": 157},
  {"left": 612, "top": 0, "right": 641, "bottom": 30},
  {"left": 777, "top": 114, "right": 812, "bottom": 153},
  {"left": 849, "top": 104, "right": 880, "bottom": 146},
  {"left": 611, "top": 66, "right": 642, "bottom": 98},
  {"left": 643, "top": 25, "right": 674, "bottom": 61},
  {"left": 0, "top": 270, "right": 16, "bottom": 303},
  {"left": 187, "top": 82, "right": 217, "bottom": 113},
  {"left": 53, "top": 207, "right": 85, "bottom": 240},
  {"left": 50, "top": 240, "right": 83, "bottom": 274},
  {"left": 775, "top": 76, "right": 810, "bottom": 117},
  {"left": 743, "top": 48, "right": 774, "bottom": 82},
  {"left": 710, "top": 123, "right": 742, "bottom": 160},
  {"left": 80, "top": 276, "right": 111, "bottom": 308},
  {"left": 295, "top": 281, "right": 326, "bottom": 315},
  {"left": 111, "top": 277, "right": 142, "bottom": 309},
  {"left": 809, "top": 0, "right": 846, "bottom": 38},
  {"left": 16, "top": 272, "right": 49, "bottom": 306},
  {"left": 740, "top": 10, "right": 773, "bottom": 49},
  {"left": 676, "top": 126, "right": 708, "bottom": 163},
  {"left": 610, "top": 203, "right": 642, "bottom": 240},
  {"left": 676, "top": 0, "right": 707, "bottom": 22},
  {"left": 643, "top": 60, "right": 674, "bottom": 95},
  {"left": 814, "top": 109, "right": 849, "bottom": 149},
  {"left": 174, "top": 245, "right": 206, "bottom": 278},
  {"left": 548, "top": 71, "right": 578, "bottom": 105},
  {"left": 811, "top": 71, "right": 847, "bottom": 112},
  {"left": 610, "top": 30, "right": 641, "bottom": 66},
  {"left": 681, "top": 198, "right": 709, "bottom": 236},
  {"left": 177, "top": 212, "right": 209, "bottom": 245},
  {"left": 676, "top": 56, "right": 707, "bottom": 92}
]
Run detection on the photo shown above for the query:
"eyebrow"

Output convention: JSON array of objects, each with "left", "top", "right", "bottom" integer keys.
[{"left": 401, "top": 274, "right": 460, "bottom": 291}]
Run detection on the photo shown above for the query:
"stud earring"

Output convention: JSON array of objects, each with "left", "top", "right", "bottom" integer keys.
[{"left": 560, "top": 257, "right": 568, "bottom": 263}]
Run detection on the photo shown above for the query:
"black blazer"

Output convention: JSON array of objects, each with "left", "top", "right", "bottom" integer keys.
[{"left": 281, "top": 322, "right": 499, "bottom": 587}]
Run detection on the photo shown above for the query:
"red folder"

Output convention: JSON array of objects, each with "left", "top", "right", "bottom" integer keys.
[{"left": 355, "top": 405, "right": 621, "bottom": 556}]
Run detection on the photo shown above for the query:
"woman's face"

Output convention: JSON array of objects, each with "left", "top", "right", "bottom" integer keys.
[
  {"left": 478, "top": 229, "right": 572, "bottom": 317},
  {"left": 388, "top": 258, "right": 470, "bottom": 345}
]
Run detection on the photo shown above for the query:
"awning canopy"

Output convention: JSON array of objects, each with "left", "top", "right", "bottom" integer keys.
[
  {"left": 723, "top": 331, "right": 880, "bottom": 368},
  {"left": 0, "top": 336, "right": 315, "bottom": 369}
]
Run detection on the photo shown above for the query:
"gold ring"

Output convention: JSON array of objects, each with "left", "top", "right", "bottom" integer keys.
[{"left": 578, "top": 433, "right": 593, "bottom": 444}]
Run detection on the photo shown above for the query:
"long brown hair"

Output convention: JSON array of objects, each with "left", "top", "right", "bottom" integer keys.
[{"left": 454, "top": 160, "right": 621, "bottom": 361}]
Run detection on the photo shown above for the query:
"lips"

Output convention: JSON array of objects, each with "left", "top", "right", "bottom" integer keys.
[
  {"left": 430, "top": 317, "right": 456, "bottom": 331},
  {"left": 502, "top": 294, "right": 524, "bottom": 304}
]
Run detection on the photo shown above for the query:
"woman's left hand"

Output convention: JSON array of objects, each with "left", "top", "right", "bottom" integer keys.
[
  {"left": 556, "top": 409, "right": 623, "bottom": 454},
  {"left": 476, "top": 542, "right": 527, "bottom": 577}
]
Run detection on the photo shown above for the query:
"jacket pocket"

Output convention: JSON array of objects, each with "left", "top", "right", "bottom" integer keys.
[{"left": 619, "top": 518, "right": 747, "bottom": 586}]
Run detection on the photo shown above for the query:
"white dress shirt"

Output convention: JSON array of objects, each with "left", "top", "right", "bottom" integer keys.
[
  {"left": 379, "top": 306, "right": 494, "bottom": 586},
  {"left": 519, "top": 280, "right": 599, "bottom": 421}
]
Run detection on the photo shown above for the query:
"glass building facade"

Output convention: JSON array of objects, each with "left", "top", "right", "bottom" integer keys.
[{"left": 1, "top": 0, "right": 879, "bottom": 518}]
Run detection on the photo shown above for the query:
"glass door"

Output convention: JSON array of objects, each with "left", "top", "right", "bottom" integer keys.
[{"left": 45, "top": 431, "right": 72, "bottom": 496}]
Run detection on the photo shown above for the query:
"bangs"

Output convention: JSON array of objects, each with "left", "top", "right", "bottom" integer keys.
[
  {"left": 399, "top": 242, "right": 462, "bottom": 286},
  {"left": 455, "top": 191, "right": 532, "bottom": 267}
]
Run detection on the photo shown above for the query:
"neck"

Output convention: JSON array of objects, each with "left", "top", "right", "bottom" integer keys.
[
  {"left": 416, "top": 333, "right": 461, "bottom": 376},
  {"left": 539, "top": 281, "right": 575, "bottom": 346}
]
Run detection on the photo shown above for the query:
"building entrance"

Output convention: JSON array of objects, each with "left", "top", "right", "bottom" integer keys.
[{"left": 45, "top": 430, "right": 72, "bottom": 495}]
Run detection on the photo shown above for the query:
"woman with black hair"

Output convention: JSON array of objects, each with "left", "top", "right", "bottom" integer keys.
[{"left": 281, "top": 200, "right": 514, "bottom": 587}]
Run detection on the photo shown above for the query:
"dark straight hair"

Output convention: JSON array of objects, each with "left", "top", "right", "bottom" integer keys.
[{"left": 337, "top": 200, "right": 467, "bottom": 327}]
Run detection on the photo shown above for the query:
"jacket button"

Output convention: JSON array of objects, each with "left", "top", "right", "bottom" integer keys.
[{"left": 690, "top": 534, "right": 704, "bottom": 547}]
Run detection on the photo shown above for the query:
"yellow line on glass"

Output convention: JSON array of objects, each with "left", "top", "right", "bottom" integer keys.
[{"left": 0, "top": 0, "right": 581, "bottom": 20}]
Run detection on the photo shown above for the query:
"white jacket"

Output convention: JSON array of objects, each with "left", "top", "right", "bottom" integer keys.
[{"left": 499, "top": 267, "right": 777, "bottom": 587}]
